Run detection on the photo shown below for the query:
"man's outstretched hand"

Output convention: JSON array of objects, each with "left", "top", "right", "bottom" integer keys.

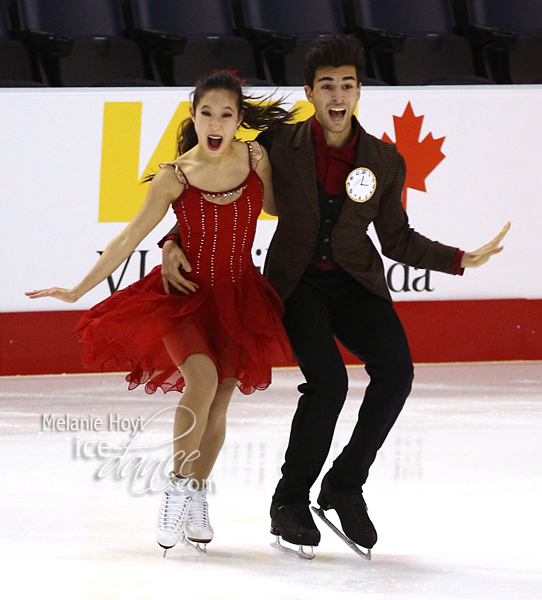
[
  {"left": 161, "top": 240, "right": 199, "bottom": 294},
  {"left": 461, "top": 222, "right": 511, "bottom": 269}
]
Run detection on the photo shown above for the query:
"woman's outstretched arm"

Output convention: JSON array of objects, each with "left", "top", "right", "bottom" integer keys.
[{"left": 26, "top": 168, "right": 183, "bottom": 303}]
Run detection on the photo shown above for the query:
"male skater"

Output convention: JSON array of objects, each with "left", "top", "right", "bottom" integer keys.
[{"left": 159, "top": 35, "right": 509, "bottom": 554}]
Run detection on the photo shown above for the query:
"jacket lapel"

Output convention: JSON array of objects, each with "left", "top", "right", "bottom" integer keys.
[
  {"left": 290, "top": 120, "right": 380, "bottom": 218},
  {"left": 292, "top": 119, "right": 320, "bottom": 219},
  {"left": 355, "top": 125, "right": 381, "bottom": 170}
]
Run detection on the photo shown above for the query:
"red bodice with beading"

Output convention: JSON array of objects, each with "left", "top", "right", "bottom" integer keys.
[{"left": 76, "top": 143, "right": 293, "bottom": 394}]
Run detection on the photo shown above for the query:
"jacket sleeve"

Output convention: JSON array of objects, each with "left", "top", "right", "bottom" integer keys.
[
  {"left": 157, "top": 223, "right": 181, "bottom": 249},
  {"left": 373, "top": 152, "right": 458, "bottom": 274}
]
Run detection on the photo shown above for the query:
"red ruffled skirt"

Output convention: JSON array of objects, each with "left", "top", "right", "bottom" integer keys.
[{"left": 75, "top": 265, "right": 294, "bottom": 395}]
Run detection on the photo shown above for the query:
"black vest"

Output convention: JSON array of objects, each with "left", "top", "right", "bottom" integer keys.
[{"left": 311, "top": 184, "right": 347, "bottom": 265}]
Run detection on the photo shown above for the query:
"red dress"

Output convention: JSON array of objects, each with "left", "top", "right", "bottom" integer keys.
[{"left": 76, "top": 142, "right": 294, "bottom": 395}]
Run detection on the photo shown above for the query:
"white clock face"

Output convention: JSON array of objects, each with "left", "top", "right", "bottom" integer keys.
[{"left": 346, "top": 168, "right": 377, "bottom": 203}]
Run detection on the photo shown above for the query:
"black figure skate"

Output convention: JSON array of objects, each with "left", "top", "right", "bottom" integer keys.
[
  {"left": 311, "top": 474, "right": 376, "bottom": 560},
  {"left": 270, "top": 502, "right": 321, "bottom": 560}
]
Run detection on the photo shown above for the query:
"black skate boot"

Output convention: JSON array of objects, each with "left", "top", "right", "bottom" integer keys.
[
  {"left": 316, "top": 473, "right": 377, "bottom": 553},
  {"left": 270, "top": 501, "right": 320, "bottom": 559}
]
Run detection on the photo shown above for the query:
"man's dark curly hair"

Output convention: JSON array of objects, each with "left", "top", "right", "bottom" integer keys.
[{"left": 304, "top": 34, "right": 366, "bottom": 88}]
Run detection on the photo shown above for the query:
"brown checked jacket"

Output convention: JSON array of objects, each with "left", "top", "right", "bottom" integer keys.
[{"left": 263, "top": 118, "right": 459, "bottom": 303}]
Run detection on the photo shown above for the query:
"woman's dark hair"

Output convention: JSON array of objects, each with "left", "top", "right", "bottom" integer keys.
[
  {"left": 304, "top": 34, "right": 366, "bottom": 89},
  {"left": 176, "top": 70, "right": 297, "bottom": 156}
]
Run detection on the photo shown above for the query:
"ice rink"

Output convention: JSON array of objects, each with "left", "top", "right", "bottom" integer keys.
[{"left": 1, "top": 361, "right": 541, "bottom": 600}]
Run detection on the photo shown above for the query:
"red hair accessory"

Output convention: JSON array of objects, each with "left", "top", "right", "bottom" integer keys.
[{"left": 212, "top": 68, "right": 246, "bottom": 85}]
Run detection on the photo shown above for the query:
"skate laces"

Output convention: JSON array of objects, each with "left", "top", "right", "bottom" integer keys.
[
  {"left": 345, "top": 493, "right": 373, "bottom": 527},
  {"left": 287, "top": 503, "right": 316, "bottom": 529},
  {"left": 188, "top": 490, "right": 209, "bottom": 528},
  {"left": 159, "top": 485, "right": 191, "bottom": 532}
]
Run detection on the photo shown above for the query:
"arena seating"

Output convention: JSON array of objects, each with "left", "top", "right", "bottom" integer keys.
[
  {"left": 236, "top": 0, "right": 348, "bottom": 85},
  {"left": 241, "top": 0, "right": 344, "bottom": 85},
  {"left": 127, "top": 0, "right": 268, "bottom": 85},
  {"left": 343, "top": 0, "right": 492, "bottom": 84},
  {"left": 0, "top": 0, "right": 41, "bottom": 85},
  {"left": 452, "top": 0, "right": 542, "bottom": 83},
  {"left": 0, "top": 1, "right": 540, "bottom": 86},
  {"left": 235, "top": 0, "right": 388, "bottom": 85},
  {"left": 16, "top": 0, "right": 158, "bottom": 86}
]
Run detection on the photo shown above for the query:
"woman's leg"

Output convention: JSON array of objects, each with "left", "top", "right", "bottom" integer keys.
[
  {"left": 182, "top": 377, "right": 236, "bottom": 545},
  {"left": 173, "top": 353, "right": 219, "bottom": 477},
  {"left": 190, "top": 378, "right": 237, "bottom": 486}
]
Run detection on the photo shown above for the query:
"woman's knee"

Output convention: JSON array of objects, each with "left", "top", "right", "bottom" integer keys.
[
  {"left": 208, "top": 378, "right": 236, "bottom": 417},
  {"left": 179, "top": 354, "right": 219, "bottom": 397}
]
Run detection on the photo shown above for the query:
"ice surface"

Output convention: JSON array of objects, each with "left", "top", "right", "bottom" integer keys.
[{"left": 1, "top": 362, "right": 541, "bottom": 599}]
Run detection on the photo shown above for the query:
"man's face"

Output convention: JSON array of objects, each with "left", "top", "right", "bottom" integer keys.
[{"left": 304, "top": 65, "right": 361, "bottom": 140}]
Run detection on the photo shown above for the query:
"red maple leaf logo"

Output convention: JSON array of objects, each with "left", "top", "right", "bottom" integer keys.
[{"left": 382, "top": 102, "right": 445, "bottom": 210}]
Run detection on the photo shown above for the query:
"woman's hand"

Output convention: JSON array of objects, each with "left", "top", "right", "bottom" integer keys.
[
  {"left": 25, "top": 287, "right": 79, "bottom": 303},
  {"left": 461, "top": 222, "right": 511, "bottom": 269},
  {"left": 161, "top": 240, "right": 198, "bottom": 294}
]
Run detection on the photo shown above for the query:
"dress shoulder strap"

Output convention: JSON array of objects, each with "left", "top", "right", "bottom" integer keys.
[
  {"left": 247, "top": 141, "right": 263, "bottom": 171},
  {"left": 159, "top": 161, "right": 188, "bottom": 186}
]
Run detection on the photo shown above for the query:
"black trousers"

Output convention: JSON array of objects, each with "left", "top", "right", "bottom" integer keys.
[{"left": 273, "top": 265, "right": 414, "bottom": 505}]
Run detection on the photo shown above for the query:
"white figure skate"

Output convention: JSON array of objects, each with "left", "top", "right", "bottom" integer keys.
[
  {"left": 183, "top": 487, "right": 214, "bottom": 554},
  {"left": 156, "top": 473, "right": 192, "bottom": 557}
]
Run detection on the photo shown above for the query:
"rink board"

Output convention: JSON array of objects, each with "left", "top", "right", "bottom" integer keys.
[{"left": 1, "top": 86, "right": 540, "bottom": 373}]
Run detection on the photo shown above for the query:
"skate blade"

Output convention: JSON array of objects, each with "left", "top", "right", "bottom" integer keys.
[
  {"left": 271, "top": 535, "right": 315, "bottom": 560},
  {"left": 311, "top": 506, "right": 371, "bottom": 561},
  {"left": 158, "top": 543, "right": 172, "bottom": 558},
  {"left": 181, "top": 533, "right": 207, "bottom": 554}
]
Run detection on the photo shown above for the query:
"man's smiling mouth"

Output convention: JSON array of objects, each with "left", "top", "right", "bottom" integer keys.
[{"left": 329, "top": 108, "right": 347, "bottom": 121}]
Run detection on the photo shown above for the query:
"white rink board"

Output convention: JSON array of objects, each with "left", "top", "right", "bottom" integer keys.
[{"left": 1, "top": 86, "right": 539, "bottom": 313}]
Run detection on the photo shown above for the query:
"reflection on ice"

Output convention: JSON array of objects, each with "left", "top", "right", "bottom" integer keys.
[{"left": 0, "top": 362, "right": 541, "bottom": 599}]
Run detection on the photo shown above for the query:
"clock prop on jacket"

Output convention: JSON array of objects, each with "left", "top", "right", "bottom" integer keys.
[{"left": 346, "top": 168, "right": 377, "bottom": 203}]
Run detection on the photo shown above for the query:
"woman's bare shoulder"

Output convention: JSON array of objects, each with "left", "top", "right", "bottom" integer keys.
[{"left": 152, "top": 162, "right": 186, "bottom": 199}]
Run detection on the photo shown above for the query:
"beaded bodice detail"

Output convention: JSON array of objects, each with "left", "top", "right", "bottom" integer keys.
[
  {"left": 200, "top": 184, "right": 248, "bottom": 204},
  {"left": 160, "top": 142, "right": 264, "bottom": 287}
]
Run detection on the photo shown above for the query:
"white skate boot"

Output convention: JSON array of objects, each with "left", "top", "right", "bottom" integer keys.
[
  {"left": 184, "top": 487, "right": 214, "bottom": 553},
  {"left": 156, "top": 473, "right": 192, "bottom": 557}
]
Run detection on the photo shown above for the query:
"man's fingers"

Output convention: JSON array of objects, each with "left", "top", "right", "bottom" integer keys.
[
  {"left": 172, "top": 272, "right": 199, "bottom": 292},
  {"left": 179, "top": 255, "right": 192, "bottom": 273},
  {"left": 171, "top": 246, "right": 192, "bottom": 273},
  {"left": 169, "top": 280, "right": 190, "bottom": 295},
  {"left": 161, "top": 271, "right": 199, "bottom": 295},
  {"left": 488, "top": 245, "right": 504, "bottom": 256},
  {"left": 478, "top": 222, "right": 510, "bottom": 254},
  {"left": 177, "top": 278, "right": 198, "bottom": 293},
  {"left": 161, "top": 263, "right": 199, "bottom": 294},
  {"left": 493, "top": 222, "right": 511, "bottom": 245}
]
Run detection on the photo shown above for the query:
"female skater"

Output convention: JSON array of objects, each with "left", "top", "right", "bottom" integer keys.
[{"left": 26, "top": 71, "right": 295, "bottom": 555}]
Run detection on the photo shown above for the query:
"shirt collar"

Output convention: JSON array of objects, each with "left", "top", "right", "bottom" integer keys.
[{"left": 311, "top": 115, "right": 360, "bottom": 155}]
